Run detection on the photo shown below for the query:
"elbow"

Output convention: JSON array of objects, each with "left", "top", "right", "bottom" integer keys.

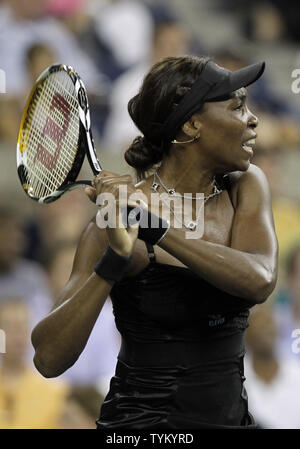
[
  {"left": 31, "top": 332, "right": 60, "bottom": 378},
  {"left": 31, "top": 329, "right": 70, "bottom": 378},
  {"left": 33, "top": 352, "right": 66, "bottom": 378},
  {"left": 33, "top": 349, "right": 72, "bottom": 379},
  {"left": 33, "top": 353, "right": 60, "bottom": 378},
  {"left": 248, "top": 269, "right": 277, "bottom": 304}
]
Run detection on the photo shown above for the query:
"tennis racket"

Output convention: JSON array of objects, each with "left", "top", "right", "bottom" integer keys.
[{"left": 16, "top": 64, "right": 101, "bottom": 204}]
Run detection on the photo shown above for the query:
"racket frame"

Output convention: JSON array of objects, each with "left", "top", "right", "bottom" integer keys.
[{"left": 17, "top": 64, "right": 101, "bottom": 204}]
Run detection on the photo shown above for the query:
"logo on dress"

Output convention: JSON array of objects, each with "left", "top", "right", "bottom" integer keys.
[{"left": 208, "top": 315, "right": 225, "bottom": 327}]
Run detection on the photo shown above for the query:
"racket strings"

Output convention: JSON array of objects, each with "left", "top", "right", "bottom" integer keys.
[
  {"left": 21, "top": 70, "right": 80, "bottom": 198},
  {"left": 26, "top": 83, "right": 71, "bottom": 193},
  {"left": 27, "top": 91, "right": 71, "bottom": 196},
  {"left": 27, "top": 82, "right": 77, "bottom": 198},
  {"left": 31, "top": 75, "right": 78, "bottom": 197}
]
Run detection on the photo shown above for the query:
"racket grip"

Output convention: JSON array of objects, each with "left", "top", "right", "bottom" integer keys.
[{"left": 121, "top": 206, "right": 170, "bottom": 245}]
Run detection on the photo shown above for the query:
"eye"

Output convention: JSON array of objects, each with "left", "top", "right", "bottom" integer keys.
[{"left": 234, "top": 102, "right": 243, "bottom": 110}]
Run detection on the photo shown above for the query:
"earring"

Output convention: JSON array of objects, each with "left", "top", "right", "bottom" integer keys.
[{"left": 171, "top": 133, "right": 200, "bottom": 144}]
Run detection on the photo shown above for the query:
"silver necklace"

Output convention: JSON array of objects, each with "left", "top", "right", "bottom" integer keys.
[{"left": 151, "top": 171, "right": 223, "bottom": 230}]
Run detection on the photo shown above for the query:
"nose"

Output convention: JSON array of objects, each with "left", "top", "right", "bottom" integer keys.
[{"left": 248, "top": 110, "right": 259, "bottom": 128}]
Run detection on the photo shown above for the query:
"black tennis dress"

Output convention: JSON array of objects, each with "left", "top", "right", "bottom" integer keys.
[{"left": 97, "top": 179, "right": 257, "bottom": 429}]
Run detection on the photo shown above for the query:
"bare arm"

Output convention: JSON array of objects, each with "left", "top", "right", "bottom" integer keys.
[
  {"left": 32, "top": 171, "right": 139, "bottom": 378},
  {"left": 31, "top": 221, "right": 113, "bottom": 377},
  {"left": 158, "top": 164, "right": 278, "bottom": 303}
]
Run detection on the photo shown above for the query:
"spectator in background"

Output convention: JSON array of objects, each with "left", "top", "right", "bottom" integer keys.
[
  {"left": 242, "top": 1, "right": 285, "bottom": 44},
  {"left": 57, "top": 384, "right": 104, "bottom": 429},
  {"left": 245, "top": 302, "right": 300, "bottom": 429},
  {"left": 270, "top": 0, "right": 300, "bottom": 43},
  {"left": 45, "top": 0, "right": 111, "bottom": 136},
  {"left": 0, "top": 0, "right": 109, "bottom": 194},
  {"left": 0, "top": 0, "right": 104, "bottom": 97},
  {"left": 0, "top": 206, "right": 52, "bottom": 329},
  {"left": 273, "top": 245, "right": 300, "bottom": 362},
  {"left": 26, "top": 43, "right": 56, "bottom": 84},
  {"left": 219, "top": 0, "right": 300, "bottom": 44},
  {"left": 0, "top": 96, "right": 21, "bottom": 144},
  {"left": 92, "top": 0, "right": 154, "bottom": 73},
  {"left": 0, "top": 298, "right": 68, "bottom": 428},
  {"left": 0, "top": 43, "right": 56, "bottom": 204},
  {"left": 46, "top": 0, "right": 119, "bottom": 81},
  {"left": 103, "top": 18, "right": 189, "bottom": 151}
]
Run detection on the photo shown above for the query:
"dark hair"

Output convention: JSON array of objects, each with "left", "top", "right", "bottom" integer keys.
[{"left": 124, "top": 55, "right": 211, "bottom": 180}]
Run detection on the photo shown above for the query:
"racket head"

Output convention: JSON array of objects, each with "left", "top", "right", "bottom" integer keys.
[{"left": 16, "top": 64, "right": 101, "bottom": 203}]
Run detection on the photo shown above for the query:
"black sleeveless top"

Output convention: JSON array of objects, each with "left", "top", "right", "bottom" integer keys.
[
  {"left": 110, "top": 242, "right": 252, "bottom": 344},
  {"left": 97, "top": 175, "right": 257, "bottom": 429}
]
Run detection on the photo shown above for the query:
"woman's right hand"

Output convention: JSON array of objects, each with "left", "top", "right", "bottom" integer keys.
[{"left": 85, "top": 171, "right": 144, "bottom": 258}]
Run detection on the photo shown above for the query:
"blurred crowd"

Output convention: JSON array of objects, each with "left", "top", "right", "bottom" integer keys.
[{"left": 0, "top": 0, "right": 300, "bottom": 429}]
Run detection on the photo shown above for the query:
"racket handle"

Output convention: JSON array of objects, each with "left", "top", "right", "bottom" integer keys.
[
  {"left": 78, "top": 180, "right": 94, "bottom": 186},
  {"left": 38, "top": 180, "right": 94, "bottom": 203},
  {"left": 121, "top": 206, "right": 170, "bottom": 245}
]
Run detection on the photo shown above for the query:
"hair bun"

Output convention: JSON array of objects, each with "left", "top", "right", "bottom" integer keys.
[{"left": 124, "top": 136, "right": 163, "bottom": 171}]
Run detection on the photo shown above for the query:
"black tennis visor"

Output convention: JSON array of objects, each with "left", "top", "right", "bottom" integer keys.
[{"left": 157, "top": 60, "right": 265, "bottom": 146}]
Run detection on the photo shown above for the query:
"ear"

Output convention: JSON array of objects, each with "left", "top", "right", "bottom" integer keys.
[{"left": 182, "top": 115, "right": 202, "bottom": 138}]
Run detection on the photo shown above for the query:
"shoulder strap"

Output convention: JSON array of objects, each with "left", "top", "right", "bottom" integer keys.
[
  {"left": 222, "top": 174, "right": 231, "bottom": 191},
  {"left": 145, "top": 242, "right": 156, "bottom": 263}
]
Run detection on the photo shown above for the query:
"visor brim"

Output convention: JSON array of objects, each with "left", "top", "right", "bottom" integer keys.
[{"left": 206, "top": 61, "right": 265, "bottom": 100}]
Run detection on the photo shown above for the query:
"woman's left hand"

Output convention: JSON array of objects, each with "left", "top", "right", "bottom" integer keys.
[{"left": 85, "top": 170, "right": 145, "bottom": 257}]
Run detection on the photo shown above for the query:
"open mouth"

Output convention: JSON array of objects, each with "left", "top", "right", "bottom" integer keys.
[{"left": 242, "top": 138, "right": 256, "bottom": 154}]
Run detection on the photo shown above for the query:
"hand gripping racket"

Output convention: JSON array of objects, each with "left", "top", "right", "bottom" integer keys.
[{"left": 16, "top": 64, "right": 101, "bottom": 204}]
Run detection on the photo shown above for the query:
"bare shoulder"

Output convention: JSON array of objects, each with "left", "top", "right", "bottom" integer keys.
[
  {"left": 228, "top": 163, "right": 266, "bottom": 185},
  {"left": 227, "top": 164, "right": 270, "bottom": 204}
]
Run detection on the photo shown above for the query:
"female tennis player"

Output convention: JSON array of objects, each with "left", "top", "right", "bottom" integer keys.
[{"left": 32, "top": 56, "right": 278, "bottom": 429}]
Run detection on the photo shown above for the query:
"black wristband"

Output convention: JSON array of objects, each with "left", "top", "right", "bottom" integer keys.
[
  {"left": 94, "top": 246, "right": 132, "bottom": 282},
  {"left": 122, "top": 206, "right": 170, "bottom": 245}
]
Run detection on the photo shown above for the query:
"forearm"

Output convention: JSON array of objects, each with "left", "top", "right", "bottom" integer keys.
[
  {"left": 159, "top": 229, "right": 276, "bottom": 302},
  {"left": 32, "top": 273, "right": 112, "bottom": 377}
]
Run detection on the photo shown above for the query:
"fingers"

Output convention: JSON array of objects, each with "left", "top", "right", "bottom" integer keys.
[
  {"left": 93, "top": 173, "right": 148, "bottom": 241},
  {"left": 84, "top": 186, "right": 97, "bottom": 203},
  {"left": 94, "top": 171, "right": 133, "bottom": 188},
  {"left": 94, "top": 179, "right": 134, "bottom": 196},
  {"left": 93, "top": 172, "right": 140, "bottom": 256},
  {"left": 93, "top": 172, "right": 140, "bottom": 208}
]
